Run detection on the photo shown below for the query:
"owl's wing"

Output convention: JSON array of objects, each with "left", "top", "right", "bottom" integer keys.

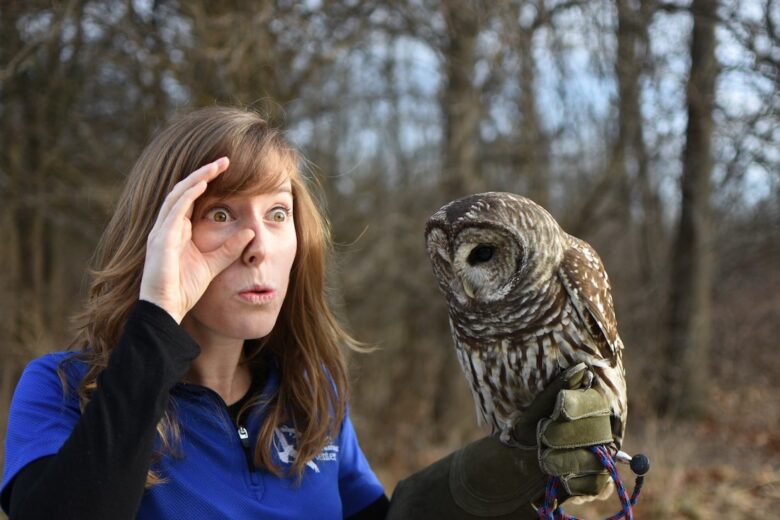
[{"left": 558, "top": 235, "right": 622, "bottom": 366}]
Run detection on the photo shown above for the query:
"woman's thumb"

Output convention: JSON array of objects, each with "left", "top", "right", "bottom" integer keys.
[{"left": 204, "top": 229, "right": 255, "bottom": 275}]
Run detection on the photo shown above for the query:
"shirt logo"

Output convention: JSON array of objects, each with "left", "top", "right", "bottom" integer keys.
[{"left": 273, "top": 426, "right": 339, "bottom": 473}]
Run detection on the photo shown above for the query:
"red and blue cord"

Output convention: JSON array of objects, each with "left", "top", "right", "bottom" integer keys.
[{"left": 536, "top": 446, "right": 648, "bottom": 520}]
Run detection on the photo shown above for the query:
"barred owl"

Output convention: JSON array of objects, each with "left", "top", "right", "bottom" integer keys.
[{"left": 425, "top": 192, "right": 626, "bottom": 449}]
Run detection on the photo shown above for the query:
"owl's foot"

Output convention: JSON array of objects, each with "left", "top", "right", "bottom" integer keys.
[
  {"left": 580, "top": 368, "right": 594, "bottom": 390},
  {"left": 559, "top": 362, "right": 594, "bottom": 390}
]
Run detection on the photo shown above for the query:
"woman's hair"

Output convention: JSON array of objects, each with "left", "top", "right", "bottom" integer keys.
[{"left": 66, "top": 106, "right": 355, "bottom": 484}]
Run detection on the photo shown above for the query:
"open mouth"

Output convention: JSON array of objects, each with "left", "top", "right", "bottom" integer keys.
[{"left": 238, "top": 285, "right": 276, "bottom": 304}]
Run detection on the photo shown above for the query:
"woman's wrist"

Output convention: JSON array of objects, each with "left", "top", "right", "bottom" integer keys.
[{"left": 138, "top": 293, "right": 184, "bottom": 324}]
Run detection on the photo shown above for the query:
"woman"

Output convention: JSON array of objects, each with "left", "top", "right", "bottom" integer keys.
[{"left": 1, "top": 107, "right": 611, "bottom": 519}]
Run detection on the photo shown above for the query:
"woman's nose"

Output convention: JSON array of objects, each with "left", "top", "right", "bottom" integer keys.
[{"left": 241, "top": 221, "right": 267, "bottom": 266}]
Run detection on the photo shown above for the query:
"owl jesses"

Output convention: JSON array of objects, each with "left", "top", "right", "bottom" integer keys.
[{"left": 425, "top": 192, "right": 626, "bottom": 448}]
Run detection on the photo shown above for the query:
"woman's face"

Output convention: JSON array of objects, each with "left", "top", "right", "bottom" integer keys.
[{"left": 181, "top": 180, "right": 297, "bottom": 347}]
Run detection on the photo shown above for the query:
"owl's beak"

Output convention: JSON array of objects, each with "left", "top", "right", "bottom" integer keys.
[{"left": 461, "top": 278, "right": 476, "bottom": 299}]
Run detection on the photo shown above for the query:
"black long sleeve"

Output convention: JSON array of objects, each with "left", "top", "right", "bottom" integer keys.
[
  {"left": 5, "top": 300, "right": 200, "bottom": 520},
  {"left": 346, "top": 494, "right": 390, "bottom": 519}
]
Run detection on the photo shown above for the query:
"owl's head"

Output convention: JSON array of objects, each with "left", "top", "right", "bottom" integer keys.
[{"left": 425, "top": 192, "right": 565, "bottom": 305}]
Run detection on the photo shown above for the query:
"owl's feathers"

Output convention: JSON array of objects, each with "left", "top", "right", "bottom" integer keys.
[
  {"left": 425, "top": 192, "right": 627, "bottom": 449},
  {"left": 560, "top": 237, "right": 621, "bottom": 364}
]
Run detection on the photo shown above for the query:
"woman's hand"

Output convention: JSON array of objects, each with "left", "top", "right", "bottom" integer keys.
[
  {"left": 387, "top": 363, "right": 613, "bottom": 519},
  {"left": 139, "top": 157, "right": 255, "bottom": 323}
]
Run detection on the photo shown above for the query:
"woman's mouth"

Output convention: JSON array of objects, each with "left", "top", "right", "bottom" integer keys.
[{"left": 237, "top": 284, "right": 276, "bottom": 304}]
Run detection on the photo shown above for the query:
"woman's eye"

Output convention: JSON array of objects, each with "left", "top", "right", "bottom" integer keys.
[
  {"left": 269, "top": 207, "right": 290, "bottom": 223},
  {"left": 206, "top": 208, "right": 231, "bottom": 223}
]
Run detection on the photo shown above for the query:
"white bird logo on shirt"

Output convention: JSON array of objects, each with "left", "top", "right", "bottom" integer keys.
[{"left": 273, "top": 427, "right": 320, "bottom": 473}]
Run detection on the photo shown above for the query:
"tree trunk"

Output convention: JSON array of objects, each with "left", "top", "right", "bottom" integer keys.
[
  {"left": 661, "top": 0, "right": 718, "bottom": 417},
  {"left": 517, "top": 26, "right": 550, "bottom": 207},
  {"left": 439, "top": 0, "right": 482, "bottom": 200},
  {"left": 616, "top": 0, "right": 661, "bottom": 288},
  {"left": 431, "top": 1, "right": 483, "bottom": 438}
]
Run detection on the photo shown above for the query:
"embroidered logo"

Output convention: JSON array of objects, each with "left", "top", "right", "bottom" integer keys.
[{"left": 273, "top": 426, "right": 339, "bottom": 473}]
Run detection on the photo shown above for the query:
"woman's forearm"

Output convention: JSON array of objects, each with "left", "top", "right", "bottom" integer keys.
[{"left": 8, "top": 301, "right": 199, "bottom": 520}]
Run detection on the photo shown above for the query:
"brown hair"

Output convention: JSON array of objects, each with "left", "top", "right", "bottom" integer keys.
[{"left": 66, "top": 106, "right": 355, "bottom": 483}]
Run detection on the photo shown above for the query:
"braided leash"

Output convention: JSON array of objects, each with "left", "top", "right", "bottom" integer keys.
[{"left": 537, "top": 447, "right": 649, "bottom": 520}]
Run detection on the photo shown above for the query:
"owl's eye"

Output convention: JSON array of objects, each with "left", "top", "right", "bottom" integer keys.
[{"left": 467, "top": 244, "right": 495, "bottom": 265}]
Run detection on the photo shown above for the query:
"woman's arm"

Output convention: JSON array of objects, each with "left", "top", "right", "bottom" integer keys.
[
  {"left": 386, "top": 364, "right": 612, "bottom": 519},
  {"left": 6, "top": 158, "right": 251, "bottom": 519},
  {"left": 5, "top": 301, "right": 199, "bottom": 519}
]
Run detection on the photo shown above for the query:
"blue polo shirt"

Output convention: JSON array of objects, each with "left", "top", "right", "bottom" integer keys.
[{"left": 2, "top": 352, "right": 384, "bottom": 519}]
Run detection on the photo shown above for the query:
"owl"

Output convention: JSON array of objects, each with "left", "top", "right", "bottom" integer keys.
[{"left": 425, "top": 192, "right": 626, "bottom": 449}]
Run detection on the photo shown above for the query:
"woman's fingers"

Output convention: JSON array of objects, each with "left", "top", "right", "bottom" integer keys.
[
  {"left": 146, "top": 180, "right": 206, "bottom": 252},
  {"left": 141, "top": 157, "right": 233, "bottom": 322},
  {"left": 202, "top": 228, "right": 255, "bottom": 276},
  {"left": 161, "top": 180, "right": 208, "bottom": 239},
  {"left": 153, "top": 157, "right": 229, "bottom": 232}
]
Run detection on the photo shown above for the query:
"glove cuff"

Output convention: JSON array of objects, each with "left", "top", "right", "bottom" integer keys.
[{"left": 449, "top": 437, "right": 546, "bottom": 516}]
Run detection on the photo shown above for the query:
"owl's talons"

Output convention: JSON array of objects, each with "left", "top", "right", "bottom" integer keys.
[{"left": 581, "top": 368, "right": 594, "bottom": 390}]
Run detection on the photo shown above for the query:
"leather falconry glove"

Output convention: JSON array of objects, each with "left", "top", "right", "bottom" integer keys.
[{"left": 386, "top": 363, "right": 612, "bottom": 519}]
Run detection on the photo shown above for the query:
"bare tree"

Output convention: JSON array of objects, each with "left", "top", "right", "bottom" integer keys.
[
  {"left": 615, "top": 0, "right": 662, "bottom": 288},
  {"left": 173, "top": 0, "right": 379, "bottom": 121},
  {"left": 439, "top": 0, "right": 483, "bottom": 199},
  {"left": 0, "top": 0, "right": 89, "bottom": 471},
  {"left": 661, "top": 0, "right": 718, "bottom": 416}
]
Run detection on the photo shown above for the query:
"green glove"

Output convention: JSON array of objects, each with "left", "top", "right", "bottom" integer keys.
[
  {"left": 517, "top": 363, "right": 613, "bottom": 499},
  {"left": 387, "top": 363, "right": 613, "bottom": 519}
]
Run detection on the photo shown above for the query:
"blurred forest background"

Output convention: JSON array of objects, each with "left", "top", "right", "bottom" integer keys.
[{"left": 1, "top": 0, "right": 778, "bottom": 517}]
